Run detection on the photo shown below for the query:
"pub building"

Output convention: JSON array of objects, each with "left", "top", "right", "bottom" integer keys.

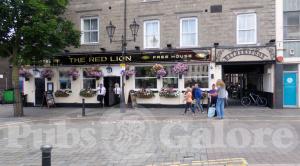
[
  {"left": 22, "top": 45, "right": 276, "bottom": 108},
  {"left": 22, "top": 48, "right": 213, "bottom": 107}
]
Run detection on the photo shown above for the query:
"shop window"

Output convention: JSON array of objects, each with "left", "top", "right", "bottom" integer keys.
[
  {"left": 162, "top": 66, "right": 178, "bottom": 88},
  {"left": 180, "top": 17, "right": 198, "bottom": 47},
  {"left": 284, "top": 11, "right": 300, "bottom": 40},
  {"left": 135, "top": 66, "right": 157, "bottom": 89},
  {"left": 184, "top": 64, "right": 209, "bottom": 88},
  {"left": 83, "top": 70, "right": 96, "bottom": 89},
  {"left": 237, "top": 13, "right": 257, "bottom": 44},
  {"left": 81, "top": 17, "right": 99, "bottom": 44},
  {"left": 144, "top": 20, "right": 160, "bottom": 49},
  {"left": 59, "top": 71, "right": 71, "bottom": 89}
]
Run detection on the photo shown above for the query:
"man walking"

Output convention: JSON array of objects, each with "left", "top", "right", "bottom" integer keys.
[
  {"left": 96, "top": 83, "right": 106, "bottom": 107},
  {"left": 192, "top": 84, "right": 205, "bottom": 113}
]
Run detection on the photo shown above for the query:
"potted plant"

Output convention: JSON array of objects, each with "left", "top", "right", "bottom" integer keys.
[
  {"left": 54, "top": 89, "right": 72, "bottom": 97},
  {"left": 68, "top": 68, "right": 80, "bottom": 81},
  {"left": 172, "top": 62, "right": 188, "bottom": 79},
  {"left": 84, "top": 67, "right": 103, "bottom": 80},
  {"left": 79, "top": 89, "right": 97, "bottom": 97},
  {"left": 151, "top": 64, "right": 166, "bottom": 79},
  {"left": 122, "top": 65, "right": 135, "bottom": 80},
  {"left": 41, "top": 68, "right": 54, "bottom": 81},
  {"left": 19, "top": 67, "right": 32, "bottom": 81},
  {"left": 134, "top": 89, "right": 155, "bottom": 98},
  {"left": 159, "top": 88, "right": 180, "bottom": 98}
]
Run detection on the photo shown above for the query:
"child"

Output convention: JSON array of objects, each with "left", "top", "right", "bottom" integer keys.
[{"left": 184, "top": 87, "right": 193, "bottom": 115}]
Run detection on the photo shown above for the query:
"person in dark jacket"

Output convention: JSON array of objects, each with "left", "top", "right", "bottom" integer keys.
[{"left": 192, "top": 84, "right": 204, "bottom": 113}]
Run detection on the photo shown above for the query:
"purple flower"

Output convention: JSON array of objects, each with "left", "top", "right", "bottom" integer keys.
[
  {"left": 68, "top": 68, "right": 80, "bottom": 79},
  {"left": 41, "top": 69, "right": 54, "bottom": 79},
  {"left": 157, "top": 68, "right": 167, "bottom": 77},
  {"left": 172, "top": 62, "right": 188, "bottom": 75},
  {"left": 19, "top": 67, "right": 32, "bottom": 78}
]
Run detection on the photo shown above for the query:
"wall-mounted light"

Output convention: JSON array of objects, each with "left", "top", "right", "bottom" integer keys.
[
  {"left": 106, "top": 66, "right": 112, "bottom": 73},
  {"left": 100, "top": 48, "right": 106, "bottom": 52},
  {"left": 213, "top": 43, "right": 219, "bottom": 47},
  {"left": 167, "top": 44, "right": 172, "bottom": 49},
  {"left": 135, "top": 46, "right": 140, "bottom": 51}
]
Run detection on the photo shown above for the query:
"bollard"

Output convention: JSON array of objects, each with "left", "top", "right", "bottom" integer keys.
[
  {"left": 82, "top": 98, "right": 86, "bottom": 116},
  {"left": 41, "top": 145, "right": 52, "bottom": 166}
]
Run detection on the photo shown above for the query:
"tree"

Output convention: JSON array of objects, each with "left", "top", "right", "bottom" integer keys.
[{"left": 0, "top": 0, "right": 80, "bottom": 116}]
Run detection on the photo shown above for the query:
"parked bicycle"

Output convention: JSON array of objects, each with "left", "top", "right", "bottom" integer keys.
[{"left": 241, "top": 92, "right": 267, "bottom": 107}]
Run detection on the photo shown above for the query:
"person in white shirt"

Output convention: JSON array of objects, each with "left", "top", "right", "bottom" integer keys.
[
  {"left": 96, "top": 83, "right": 106, "bottom": 107},
  {"left": 113, "top": 83, "right": 121, "bottom": 105}
]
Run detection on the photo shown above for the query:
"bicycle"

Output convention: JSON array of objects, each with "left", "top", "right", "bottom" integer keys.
[{"left": 241, "top": 92, "right": 267, "bottom": 107}]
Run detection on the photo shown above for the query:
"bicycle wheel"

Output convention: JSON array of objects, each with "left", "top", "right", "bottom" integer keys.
[
  {"left": 241, "top": 97, "right": 251, "bottom": 106},
  {"left": 257, "top": 97, "right": 267, "bottom": 107}
]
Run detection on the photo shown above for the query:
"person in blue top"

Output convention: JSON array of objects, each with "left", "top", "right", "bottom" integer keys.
[{"left": 192, "top": 83, "right": 205, "bottom": 114}]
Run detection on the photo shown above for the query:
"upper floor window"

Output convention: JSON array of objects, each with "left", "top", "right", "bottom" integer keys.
[
  {"left": 81, "top": 17, "right": 99, "bottom": 44},
  {"left": 284, "top": 11, "right": 300, "bottom": 40},
  {"left": 144, "top": 20, "right": 160, "bottom": 49},
  {"left": 237, "top": 13, "right": 257, "bottom": 44},
  {"left": 180, "top": 17, "right": 198, "bottom": 47}
]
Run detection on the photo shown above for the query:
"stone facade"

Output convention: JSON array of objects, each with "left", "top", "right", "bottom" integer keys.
[{"left": 65, "top": 0, "right": 276, "bottom": 52}]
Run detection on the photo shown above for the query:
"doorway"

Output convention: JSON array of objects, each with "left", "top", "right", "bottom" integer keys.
[
  {"left": 104, "top": 76, "right": 120, "bottom": 107},
  {"left": 35, "top": 78, "right": 45, "bottom": 106},
  {"left": 283, "top": 72, "right": 297, "bottom": 107}
]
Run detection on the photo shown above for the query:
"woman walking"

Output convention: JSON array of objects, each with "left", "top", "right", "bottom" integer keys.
[
  {"left": 216, "top": 80, "right": 226, "bottom": 119},
  {"left": 184, "top": 87, "right": 193, "bottom": 115}
]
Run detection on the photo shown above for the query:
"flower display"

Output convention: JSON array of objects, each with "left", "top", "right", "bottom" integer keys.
[
  {"left": 172, "top": 62, "right": 188, "bottom": 75},
  {"left": 19, "top": 67, "right": 32, "bottom": 80},
  {"left": 68, "top": 68, "right": 80, "bottom": 80},
  {"left": 54, "top": 89, "right": 72, "bottom": 97},
  {"left": 134, "top": 89, "right": 155, "bottom": 98},
  {"left": 159, "top": 88, "right": 180, "bottom": 98},
  {"left": 121, "top": 65, "right": 136, "bottom": 76},
  {"left": 84, "top": 67, "right": 103, "bottom": 79},
  {"left": 151, "top": 64, "right": 166, "bottom": 77},
  {"left": 41, "top": 68, "right": 54, "bottom": 79},
  {"left": 79, "top": 89, "right": 97, "bottom": 97}
]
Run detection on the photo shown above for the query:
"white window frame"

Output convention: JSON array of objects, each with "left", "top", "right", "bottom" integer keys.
[
  {"left": 180, "top": 17, "right": 198, "bottom": 48},
  {"left": 80, "top": 17, "right": 100, "bottom": 45},
  {"left": 59, "top": 71, "right": 71, "bottom": 90},
  {"left": 143, "top": 20, "right": 160, "bottom": 49},
  {"left": 236, "top": 13, "right": 257, "bottom": 45}
]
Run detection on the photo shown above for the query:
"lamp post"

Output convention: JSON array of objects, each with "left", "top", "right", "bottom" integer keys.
[{"left": 106, "top": 0, "right": 139, "bottom": 113}]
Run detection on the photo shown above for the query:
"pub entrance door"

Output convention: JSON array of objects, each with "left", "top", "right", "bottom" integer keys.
[
  {"left": 35, "top": 78, "right": 45, "bottom": 106},
  {"left": 104, "top": 76, "right": 120, "bottom": 107}
]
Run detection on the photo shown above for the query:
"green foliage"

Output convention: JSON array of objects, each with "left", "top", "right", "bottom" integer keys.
[{"left": 0, "top": 0, "right": 80, "bottom": 65}]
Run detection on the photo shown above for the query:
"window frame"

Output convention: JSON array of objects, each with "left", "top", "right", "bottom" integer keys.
[
  {"left": 180, "top": 17, "right": 198, "bottom": 48},
  {"left": 59, "top": 71, "right": 71, "bottom": 90},
  {"left": 80, "top": 17, "right": 100, "bottom": 45},
  {"left": 143, "top": 20, "right": 160, "bottom": 49},
  {"left": 184, "top": 64, "right": 209, "bottom": 89},
  {"left": 134, "top": 66, "right": 158, "bottom": 90},
  {"left": 236, "top": 13, "right": 257, "bottom": 45},
  {"left": 283, "top": 11, "right": 300, "bottom": 40}
]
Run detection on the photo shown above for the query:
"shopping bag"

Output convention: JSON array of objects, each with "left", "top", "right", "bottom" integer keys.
[{"left": 208, "top": 107, "right": 216, "bottom": 118}]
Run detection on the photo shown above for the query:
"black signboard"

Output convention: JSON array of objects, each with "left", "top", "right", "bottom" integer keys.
[{"left": 51, "top": 50, "right": 211, "bottom": 66}]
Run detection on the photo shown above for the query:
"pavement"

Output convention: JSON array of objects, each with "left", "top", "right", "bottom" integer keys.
[{"left": 0, "top": 104, "right": 300, "bottom": 166}]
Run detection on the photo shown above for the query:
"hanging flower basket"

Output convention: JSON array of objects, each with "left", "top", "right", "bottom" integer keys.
[
  {"left": 151, "top": 64, "right": 166, "bottom": 78},
  {"left": 41, "top": 68, "right": 54, "bottom": 80},
  {"left": 134, "top": 89, "right": 155, "bottom": 98},
  {"left": 68, "top": 68, "right": 80, "bottom": 81},
  {"left": 121, "top": 65, "right": 135, "bottom": 80},
  {"left": 159, "top": 88, "right": 180, "bottom": 98},
  {"left": 83, "top": 67, "right": 103, "bottom": 79},
  {"left": 19, "top": 67, "right": 32, "bottom": 81},
  {"left": 172, "top": 62, "right": 188, "bottom": 79},
  {"left": 55, "top": 89, "right": 72, "bottom": 97},
  {"left": 79, "top": 89, "right": 96, "bottom": 97}
]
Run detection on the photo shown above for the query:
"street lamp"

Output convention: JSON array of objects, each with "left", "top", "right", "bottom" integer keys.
[{"left": 106, "top": 1, "right": 139, "bottom": 113}]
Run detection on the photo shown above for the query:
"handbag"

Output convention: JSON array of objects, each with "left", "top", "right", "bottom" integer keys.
[{"left": 208, "top": 107, "right": 216, "bottom": 118}]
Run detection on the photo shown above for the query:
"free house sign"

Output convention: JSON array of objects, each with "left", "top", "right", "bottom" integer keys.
[{"left": 215, "top": 46, "right": 276, "bottom": 63}]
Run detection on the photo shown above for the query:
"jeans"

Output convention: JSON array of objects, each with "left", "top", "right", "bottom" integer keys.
[
  {"left": 192, "top": 98, "right": 204, "bottom": 113},
  {"left": 216, "top": 98, "right": 225, "bottom": 118},
  {"left": 184, "top": 102, "right": 192, "bottom": 114}
]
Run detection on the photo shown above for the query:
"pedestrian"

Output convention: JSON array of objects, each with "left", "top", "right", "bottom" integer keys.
[
  {"left": 96, "top": 83, "right": 106, "bottom": 107},
  {"left": 113, "top": 83, "right": 121, "bottom": 105},
  {"left": 184, "top": 87, "right": 193, "bottom": 115},
  {"left": 192, "top": 84, "right": 205, "bottom": 113},
  {"left": 209, "top": 84, "right": 218, "bottom": 117},
  {"left": 216, "top": 80, "right": 226, "bottom": 119}
]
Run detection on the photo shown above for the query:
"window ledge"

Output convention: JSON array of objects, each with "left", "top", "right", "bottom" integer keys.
[{"left": 141, "top": 0, "right": 161, "bottom": 3}]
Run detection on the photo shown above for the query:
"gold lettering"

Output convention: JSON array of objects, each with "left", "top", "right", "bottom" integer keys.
[
  {"left": 101, "top": 57, "right": 108, "bottom": 62},
  {"left": 125, "top": 56, "right": 132, "bottom": 61},
  {"left": 89, "top": 57, "right": 95, "bottom": 62}
]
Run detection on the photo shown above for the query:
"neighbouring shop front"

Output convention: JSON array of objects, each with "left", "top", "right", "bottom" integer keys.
[
  {"left": 22, "top": 48, "right": 215, "bottom": 107},
  {"left": 215, "top": 46, "right": 276, "bottom": 107}
]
